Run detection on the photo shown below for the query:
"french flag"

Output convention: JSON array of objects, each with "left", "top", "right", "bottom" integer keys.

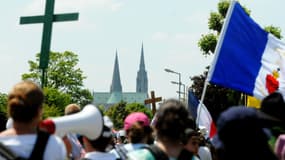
[
  {"left": 188, "top": 90, "right": 217, "bottom": 139},
  {"left": 207, "top": 1, "right": 285, "bottom": 100}
]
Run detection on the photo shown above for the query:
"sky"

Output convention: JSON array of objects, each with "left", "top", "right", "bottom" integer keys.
[{"left": 1, "top": 0, "right": 285, "bottom": 100}]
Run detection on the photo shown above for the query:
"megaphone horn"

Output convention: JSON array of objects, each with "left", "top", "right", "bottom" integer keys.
[{"left": 39, "top": 104, "right": 103, "bottom": 140}]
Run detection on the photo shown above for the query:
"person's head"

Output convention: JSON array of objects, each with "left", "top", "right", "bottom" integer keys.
[
  {"left": 213, "top": 106, "right": 278, "bottom": 160},
  {"left": 83, "top": 125, "right": 113, "bottom": 152},
  {"left": 64, "top": 103, "right": 81, "bottom": 115},
  {"left": 154, "top": 99, "right": 192, "bottom": 143},
  {"left": 184, "top": 129, "right": 200, "bottom": 155},
  {"left": 124, "top": 112, "right": 153, "bottom": 144},
  {"left": 83, "top": 115, "right": 114, "bottom": 152},
  {"left": 8, "top": 81, "right": 44, "bottom": 123},
  {"left": 261, "top": 92, "right": 285, "bottom": 137},
  {"left": 261, "top": 92, "right": 285, "bottom": 122}
]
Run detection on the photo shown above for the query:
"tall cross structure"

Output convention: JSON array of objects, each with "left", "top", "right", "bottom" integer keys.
[
  {"left": 20, "top": 0, "right": 79, "bottom": 88},
  {"left": 145, "top": 91, "right": 162, "bottom": 115}
]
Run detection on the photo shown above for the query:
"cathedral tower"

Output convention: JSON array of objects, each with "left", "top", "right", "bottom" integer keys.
[
  {"left": 110, "top": 51, "right": 122, "bottom": 93},
  {"left": 136, "top": 43, "right": 148, "bottom": 93}
]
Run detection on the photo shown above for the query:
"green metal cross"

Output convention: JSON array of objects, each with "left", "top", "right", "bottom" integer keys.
[{"left": 20, "top": 0, "right": 79, "bottom": 87}]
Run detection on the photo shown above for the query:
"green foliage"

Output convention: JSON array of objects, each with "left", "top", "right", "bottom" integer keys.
[
  {"left": 0, "top": 93, "right": 8, "bottom": 114},
  {"left": 264, "top": 25, "right": 282, "bottom": 39},
  {"left": 125, "top": 103, "right": 153, "bottom": 119},
  {"left": 208, "top": 12, "right": 223, "bottom": 32},
  {"left": 218, "top": 0, "right": 230, "bottom": 18},
  {"left": 104, "top": 101, "right": 152, "bottom": 129},
  {"left": 42, "top": 104, "right": 62, "bottom": 119},
  {"left": 43, "top": 87, "right": 72, "bottom": 115},
  {"left": 105, "top": 101, "right": 127, "bottom": 129},
  {"left": 218, "top": 1, "right": 250, "bottom": 18},
  {"left": 22, "top": 51, "right": 93, "bottom": 107},
  {"left": 47, "top": 51, "right": 85, "bottom": 92},
  {"left": 98, "top": 105, "right": 106, "bottom": 113},
  {"left": 198, "top": 33, "right": 217, "bottom": 56},
  {"left": 72, "top": 88, "right": 94, "bottom": 107},
  {"left": 199, "top": 1, "right": 251, "bottom": 57}
]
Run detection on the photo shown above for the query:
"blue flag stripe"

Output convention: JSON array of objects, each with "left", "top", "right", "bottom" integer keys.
[
  {"left": 208, "top": 1, "right": 268, "bottom": 95},
  {"left": 187, "top": 90, "right": 199, "bottom": 119}
]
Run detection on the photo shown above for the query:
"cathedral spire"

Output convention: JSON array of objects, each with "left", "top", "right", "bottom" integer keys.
[
  {"left": 110, "top": 50, "right": 122, "bottom": 92},
  {"left": 140, "top": 43, "right": 145, "bottom": 70},
  {"left": 136, "top": 43, "right": 148, "bottom": 93}
]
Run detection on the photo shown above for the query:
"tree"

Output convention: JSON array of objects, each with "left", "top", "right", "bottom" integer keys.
[
  {"left": 105, "top": 101, "right": 152, "bottom": 129},
  {"left": 192, "top": 0, "right": 282, "bottom": 122},
  {"left": 105, "top": 101, "right": 128, "bottom": 129},
  {"left": 43, "top": 104, "right": 62, "bottom": 119},
  {"left": 125, "top": 103, "right": 152, "bottom": 119},
  {"left": 72, "top": 88, "right": 94, "bottom": 107},
  {"left": 22, "top": 51, "right": 93, "bottom": 107},
  {"left": 0, "top": 93, "right": 7, "bottom": 114},
  {"left": 43, "top": 87, "right": 72, "bottom": 116}
]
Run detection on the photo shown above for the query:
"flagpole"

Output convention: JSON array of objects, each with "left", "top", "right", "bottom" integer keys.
[
  {"left": 197, "top": 1, "right": 237, "bottom": 127},
  {"left": 197, "top": 78, "right": 209, "bottom": 127}
]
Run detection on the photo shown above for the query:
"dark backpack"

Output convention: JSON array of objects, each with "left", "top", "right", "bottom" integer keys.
[
  {"left": 143, "top": 145, "right": 169, "bottom": 160},
  {"left": 0, "top": 130, "right": 50, "bottom": 160},
  {"left": 143, "top": 145, "right": 194, "bottom": 160}
]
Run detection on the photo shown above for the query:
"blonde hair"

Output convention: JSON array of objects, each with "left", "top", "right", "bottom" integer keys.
[{"left": 64, "top": 104, "right": 81, "bottom": 115}]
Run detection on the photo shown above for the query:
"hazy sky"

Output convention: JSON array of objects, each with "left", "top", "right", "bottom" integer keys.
[{"left": 1, "top": 0, "right": 285, "bottom": 100}]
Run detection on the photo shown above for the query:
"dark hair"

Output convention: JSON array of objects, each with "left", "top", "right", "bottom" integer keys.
[
  {"left": 155, "top": 99, "right": 191, "bottom": 142},
  {"left": 0, "top": 112, "right": 7, "bottom": 132},
  {"left": 182, "top": 128, "right": 199, "bottom": 145},
  {"left": 215, "top": 107, "right": 278, "bottom": 160},
  {"left": 89, "top": 126, "right": 113, "bottom": 152},
  {"left": 261, "top": 92, "right": 285, "bottom": 122},
  {"left": 126, "top": 121, "right": 153, "bottom": 144},
  {"left": 8, "top": 81, "right": 44, "bottom": 122}
]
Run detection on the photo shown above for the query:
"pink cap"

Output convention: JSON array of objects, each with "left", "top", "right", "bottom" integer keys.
[{"left": 124, "top": 112, "right": 150, "bottom": 130}]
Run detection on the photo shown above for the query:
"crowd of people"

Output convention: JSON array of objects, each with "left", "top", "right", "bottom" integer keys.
[{"left": 0, "top": 80, "right": 285, "bottom": 160}]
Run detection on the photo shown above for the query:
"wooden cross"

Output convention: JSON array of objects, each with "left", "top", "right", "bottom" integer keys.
[
  {"left": 20, "top": 0, "right": 79, "bottom": 87},
  {"left": 144, "top": 91, "right": 162, "bottom": 115}
]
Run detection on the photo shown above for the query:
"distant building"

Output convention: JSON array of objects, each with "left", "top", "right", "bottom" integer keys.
[{"left": 93, "top": 44, "right": 148, "bottom": 108}]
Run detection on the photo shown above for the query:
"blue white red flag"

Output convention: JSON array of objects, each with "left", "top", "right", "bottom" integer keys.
[
  {"left": 196, "top": 102, "right": 217, "bottom": 139},
  {"left": 187, "top": 89, "right": 217, "bottom": 138},
  {"left": 207, "top": 1, "right": 285, "bottom": 100},
  {"left": 187, "top": 89, "right": 199, "bottom": 119}
]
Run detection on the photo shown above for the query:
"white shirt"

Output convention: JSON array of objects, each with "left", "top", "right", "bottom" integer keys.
[
  {"left": 198, "top": 146, "right": 212, "bottom": 160},
  {"left": 0, "top": 134, "right": 66, "bottom": 160},
  {"left": 84, "top": 151, "right": 117, "bottom": 160}
]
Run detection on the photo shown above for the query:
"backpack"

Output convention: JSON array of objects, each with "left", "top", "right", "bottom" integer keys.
[
  {"left": 143, "top": 145, "right": 169, "bottom": 160},
  {"left": 114, "top": 144, "right": 129, "bottom": 160},
  {"left": 0, "top": 130, "right": 50, "bottom": 160},
  {"left": 143, "top": 145, "right": 194, "bottom": 160}
]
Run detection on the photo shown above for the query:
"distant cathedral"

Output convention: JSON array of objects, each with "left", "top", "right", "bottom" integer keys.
[{"left": 93, "top": 44, "right": 148, "bottom": 108}]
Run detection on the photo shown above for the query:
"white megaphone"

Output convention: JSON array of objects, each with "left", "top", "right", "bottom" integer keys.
[{"left": 39, "top": 104, "right": 103, "bottom": 140}]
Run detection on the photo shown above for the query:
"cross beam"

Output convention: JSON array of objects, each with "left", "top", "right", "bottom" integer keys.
[
  {"left": 20, "top": 0, "right": 79, "bottom": 87},
  {"left": 145, "top": 91, "right": 162, "bottom": 115}
]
